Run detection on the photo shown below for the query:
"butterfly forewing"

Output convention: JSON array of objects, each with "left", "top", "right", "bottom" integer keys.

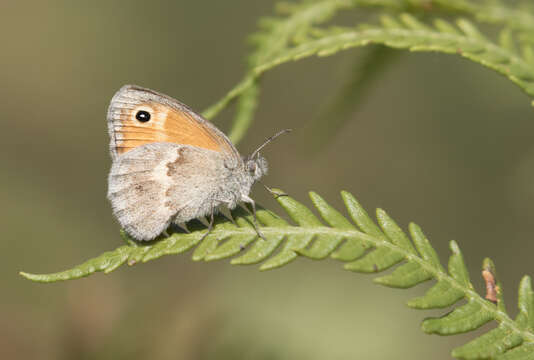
[{"left": 107, "top": 85, "right": 238, "bottom": 160}]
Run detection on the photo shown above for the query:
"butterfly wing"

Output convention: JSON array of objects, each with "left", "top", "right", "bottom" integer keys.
[
  {"left": 107, "top": 85, "right": 239, "bottom": 161},
  {"left": 108, "top": 142, "right": 237, "bottom": 241},
  {"left": 106, "top": 85, "right": 245, "bottom": 241}
]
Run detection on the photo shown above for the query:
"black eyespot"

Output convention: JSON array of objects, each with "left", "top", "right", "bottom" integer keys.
[{"left": 135, "top": 110, "right": 151, "bottom": 122}]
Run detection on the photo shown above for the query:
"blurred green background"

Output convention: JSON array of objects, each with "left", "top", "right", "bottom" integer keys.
[{"left": 2, "top": 1, "right": 534, "bottom": 359}]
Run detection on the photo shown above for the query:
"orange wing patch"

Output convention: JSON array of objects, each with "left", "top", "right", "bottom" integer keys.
[{"left": 112, "top": 102, "right": 223, "bottom": 155}]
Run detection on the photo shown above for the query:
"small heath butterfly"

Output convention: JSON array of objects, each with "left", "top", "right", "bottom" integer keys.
[{"left": 107, "top": 85, "right": 289, "bottom": 241}]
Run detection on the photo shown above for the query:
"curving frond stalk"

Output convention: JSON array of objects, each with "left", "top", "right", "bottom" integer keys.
[{"left": 203, "top": 1, "right": 534, "bottom": 146}]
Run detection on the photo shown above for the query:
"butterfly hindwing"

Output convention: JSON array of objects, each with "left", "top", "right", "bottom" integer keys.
[{"left": 107, "top": 142, "right": 237, "bottom": 241}]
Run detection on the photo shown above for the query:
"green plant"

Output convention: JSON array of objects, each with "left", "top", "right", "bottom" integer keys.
[{"left": 21, "top": 1, "right": 534, "bottom": 358}]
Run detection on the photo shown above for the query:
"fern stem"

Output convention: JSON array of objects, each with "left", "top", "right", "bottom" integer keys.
[
  {"left": 204, "top": 25, "right": 534, "bottom": 131},
  {"left": 202, "top": 76, "right": 255, "bottom": 121},
  {"left": 202, "top": 0, "right": 534, "bottom": 146},
  {"left": 340, "top": 227, "right": 534, "bottom": 343},
  {"left": 22, "top": 223, "right": 534, "bottom": 344},
  {"left": 203, "top": 0, "right": 356, "bottom": 142}
]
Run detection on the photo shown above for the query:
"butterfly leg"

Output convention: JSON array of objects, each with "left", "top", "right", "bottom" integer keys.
[
  {"left": 219, "top": 206, "right": 237, "bottom": 226},
  {"left": 175, "top": 222, "right": 191, "bottom": 233},
  {"left": 199, "top": 207, "right": 216, "bottom": 242},
  {"left": 241, "top": 195, "right": 267, "bottom": 241}
]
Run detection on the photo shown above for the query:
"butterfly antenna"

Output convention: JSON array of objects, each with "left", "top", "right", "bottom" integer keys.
[{"left": 249, "top": 129, "right": 292, "bottom": 159}]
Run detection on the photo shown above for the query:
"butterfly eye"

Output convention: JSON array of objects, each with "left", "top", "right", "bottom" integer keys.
[{"left": 135, "top": 110, "right": 151, "bottom": 122}]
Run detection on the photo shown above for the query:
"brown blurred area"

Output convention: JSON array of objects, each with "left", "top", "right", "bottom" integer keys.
[{"left": 1, "top": 1, "right": 534, "bottom": 359}]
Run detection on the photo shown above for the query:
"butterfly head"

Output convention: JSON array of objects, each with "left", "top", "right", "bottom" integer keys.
[
  {"left": 244, "top": 129, "right": 291, "bottom": 183},
  {"left": 245, "top": 154, "right": 268, "bottom": 181}
]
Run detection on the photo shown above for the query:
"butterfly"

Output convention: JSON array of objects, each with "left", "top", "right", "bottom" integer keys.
[{"left": 106, "top": 85, "right": 289, "bottom": 241}]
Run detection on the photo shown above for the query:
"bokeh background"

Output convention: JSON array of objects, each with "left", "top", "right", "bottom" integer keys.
[{"left": 2, "top": 1, "right": 534, "bottom": 359}]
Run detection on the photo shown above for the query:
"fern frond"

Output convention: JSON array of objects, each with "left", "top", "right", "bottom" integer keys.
[
  {"left": 203, "top": 0, "right": 357, "bottom": 143},
  {"left": 201, "top": 0, "right": 534, "bottom": 150},
  {"left": 20, "top": 190, "right": 534, "bottom": 359},
  {"left": 454, "top": 0, "right": 534, "bottom": 34},
  {"left": 304, "top": 46, "right": 399, "bottom": 151},
  {"left": 360, "top": 0, "right": 534, "bottom": 34},
  {"left": 250, "top": 0, "right": 350, "bottom": 65},
  {"left": 204, "top": 8, "right": 534, "bottom": 147},
  {"left": 265, "top": 15, "right": 534, "bottom": 94}
]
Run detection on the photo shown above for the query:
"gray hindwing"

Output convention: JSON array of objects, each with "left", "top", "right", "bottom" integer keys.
[{"left": 107, "top": 143, "right": 241, "bottom": 241}]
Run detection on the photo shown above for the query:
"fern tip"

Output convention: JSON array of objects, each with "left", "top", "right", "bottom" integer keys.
[
  {"left": 19, "top": 271, "right": 45, "bottom": 282},
  {"left": 449, "top": 240, "right": 461, "bottom": 254},
  {"left": 408, "top": 222, "right": 420, "bottom": 231}
]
